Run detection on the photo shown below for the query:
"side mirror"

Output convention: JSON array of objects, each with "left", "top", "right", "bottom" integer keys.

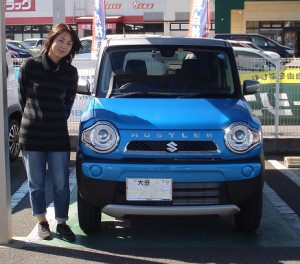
[
  {"left": 77, "top": 79, "right": 91, "bottom": 95},
  {"left": 243, "top": 80, "right": 260, "bottom": 95}
]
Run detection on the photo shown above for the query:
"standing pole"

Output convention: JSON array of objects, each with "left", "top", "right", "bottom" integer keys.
[
  {"left": 53, "top": 0, "right": 66, "bottom": 26},
  {"left": 91, "top": 0, "right": 106, "bottom": 60},
  {"left": 0, "top": 0, "right": 12, "bottom": 245}
]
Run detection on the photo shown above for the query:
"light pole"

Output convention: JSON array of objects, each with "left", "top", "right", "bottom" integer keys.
[
  {"left": 0, "top": 0, "right": 12, "bottom": 245},
  {"left": 53, "top": 0, "right": 65, "bottom": 26}
]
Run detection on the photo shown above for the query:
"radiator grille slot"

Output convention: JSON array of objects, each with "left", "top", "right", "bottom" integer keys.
[{"left": 126, "top": 140, "right": 218, "bottom": 152}]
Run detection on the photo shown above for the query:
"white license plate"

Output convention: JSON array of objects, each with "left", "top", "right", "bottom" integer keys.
[{"left": 126, "top": 178, "right": 172, "bottom": 201}]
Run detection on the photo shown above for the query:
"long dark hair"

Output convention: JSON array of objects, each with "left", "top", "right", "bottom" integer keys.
[{"left": 41, "top": 23, "right": 82, "bottom": 63}]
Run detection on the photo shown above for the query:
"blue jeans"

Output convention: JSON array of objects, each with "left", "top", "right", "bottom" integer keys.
[{"left": 22, "top": 150, "right": 70, "bottom": 223}]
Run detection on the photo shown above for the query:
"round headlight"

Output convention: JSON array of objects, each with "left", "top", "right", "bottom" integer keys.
[
  {"left": 82, "top": 121, "right": 119, "bottom": 153},
  {"left": 224, "top": 123, "right": 261, "bottom": 154}
]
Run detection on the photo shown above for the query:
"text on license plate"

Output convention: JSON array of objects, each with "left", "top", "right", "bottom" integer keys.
[{"left": 126, "top": 178, "right": 172, "bottom": 201}]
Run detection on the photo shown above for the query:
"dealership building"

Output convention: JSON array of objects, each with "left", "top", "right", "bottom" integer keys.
[
  {"left": 5, "top": 0, "right": 300, "bottom": 53},
  {"left": 215, "top": 0, "right": 300, "bottom": 52},
  {"left": 5, "top": 0, "right": 214, "bottom": 40}
]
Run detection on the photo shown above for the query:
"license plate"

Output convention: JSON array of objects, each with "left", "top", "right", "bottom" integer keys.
[{"left": 126, "top": 178, "right": 172, "bottom": 201}]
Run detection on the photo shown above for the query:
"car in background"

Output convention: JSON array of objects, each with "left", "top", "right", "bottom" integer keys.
[
  {"left": 227, "top": 40, "right": 280, "bottom": 60},
  {"left": 6, "top": 50, "right": 22, "bottom": 160},
  {"left": 6, "top": 40, "right": 41, "bottom": 56},
  {"left": 6, "top": 42, "right": 32, "bottom": 66},
  {"left": 6, "top": 43, "right": 33, "bottom": 58},
  {"left": 75, "top": 36, "right": 92, "bottom": 59},
  {"left": 232, "top": 46, "right": 282, "bottom": 72},
  {"left": 23, "top": 38, "right": 45, "bottom": 49},
  {"left": 23, "top": 38, "right": 45, "bottom": 56},
  {"left": 214, "top": 33, "right": 295, "bottom": 58}
]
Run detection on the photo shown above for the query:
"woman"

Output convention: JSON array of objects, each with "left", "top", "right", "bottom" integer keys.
[{"left": 18, "top": 23, "right": 82, "bottom": 242}]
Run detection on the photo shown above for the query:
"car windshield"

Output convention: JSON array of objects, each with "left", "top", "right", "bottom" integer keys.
[{"left": 97, "top": 46, "right": 236, "bottom": 98}]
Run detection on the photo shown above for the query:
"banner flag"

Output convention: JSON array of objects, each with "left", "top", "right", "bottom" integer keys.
[
  {"left": 91, "top": 0, "right": 106, "bottom": 59},
  {"left": 188, "top": 0, "right": 209, "bottom": 38}
]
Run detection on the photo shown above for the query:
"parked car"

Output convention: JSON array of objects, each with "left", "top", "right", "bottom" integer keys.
[
  {"left": 23, "top": 38, "right": 45, "bottom": 49},
  {"left": 6, "top": 43, "right": 32, "bottom": 67},
  {"left": 6, "top": 42, "right": 32, "bottom": 58},
  {"left": 214, "top": 33, "right": 295, "bottom": 58},
  {"left": 227, "top": 40, "right": 280, "bottom": 60},
  {"left": 6, "top": 40, "right": 41, "bottom": 56},
  {"left": 76, "top": 36, "right": 264, "bottom": 234},
  {"left": 6, "top": 50, "right": 22, "bottom": 160},
  {"left": 232, "top": 46, "right": 284, "bottom": 72}
]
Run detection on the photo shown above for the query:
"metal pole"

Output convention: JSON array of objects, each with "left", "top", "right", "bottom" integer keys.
[
  {"left": 0, "top": 0, "right": 12, "bottom": 244},
  {"left": 53, "top": 0, "right": 66, "bottom": 26},
  {"left": 274, "top": 57, "right": 280, "bottom": 138}
]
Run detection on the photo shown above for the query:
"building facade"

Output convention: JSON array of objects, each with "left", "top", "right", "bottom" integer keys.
[
  {"left": 5, "top": 0, "right": 215, "bottom": 40},
  {"left": 215, "top": 0, "right": 300, "bottom": 55}
]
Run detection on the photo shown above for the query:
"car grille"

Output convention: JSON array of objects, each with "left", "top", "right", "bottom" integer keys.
[
  {"left": 125, "top": 140, "right": 218, "bottom": 153},
  {"left": 113, "top": 182, "right": 229, "bottom": 206}
]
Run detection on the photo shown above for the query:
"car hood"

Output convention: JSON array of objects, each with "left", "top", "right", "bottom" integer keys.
[{"left": 85, "top": 98, "right": 257, "bottom": 130}]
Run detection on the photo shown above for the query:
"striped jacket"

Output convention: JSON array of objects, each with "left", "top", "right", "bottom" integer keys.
[{"left": 18, "top": 54, "right": 78, "bottom": 151}]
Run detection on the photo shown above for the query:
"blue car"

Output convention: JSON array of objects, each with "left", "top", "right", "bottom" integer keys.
[{"left": 76, "top": 36, "right": 264, "bottom": 233}]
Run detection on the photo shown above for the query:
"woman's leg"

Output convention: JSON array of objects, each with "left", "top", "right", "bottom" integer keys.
[
  {"left": 47, "top": 151, "right": 70, "bottom": 223},
  {"left": 22, "top": 150, "right": 47, "bottom": 218}
]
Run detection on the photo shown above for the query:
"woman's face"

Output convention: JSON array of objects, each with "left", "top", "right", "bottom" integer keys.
[{"left": 48, "top": 31, "right": 73, "bottom": 63}]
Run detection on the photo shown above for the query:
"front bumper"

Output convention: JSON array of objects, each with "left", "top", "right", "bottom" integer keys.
[{"left": 76, "top": 152, "right": 265, "bottom": 216}]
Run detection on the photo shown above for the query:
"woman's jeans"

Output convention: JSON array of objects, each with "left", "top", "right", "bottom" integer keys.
[{"left": 22, "top": 150, "right": 70, "bottom": 223}]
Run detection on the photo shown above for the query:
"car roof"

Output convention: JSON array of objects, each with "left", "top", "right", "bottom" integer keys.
[
  {"left": 80, "top": 34, "right": 163, "bottom": 42},
  {"left": 215, "top": 33, "right": 261, "bottom": 37},
  {"left": 102, "top": 36, "right": 231, "bottom": 48},
  {"left": 24, "top": 38, "right": 44, "bottom": 40},
  {"left": 232, "top": 46, "right": 269, "bottom": 57},
  {"left": 6, "top": 42, "right": 27, "bottom": 50}
]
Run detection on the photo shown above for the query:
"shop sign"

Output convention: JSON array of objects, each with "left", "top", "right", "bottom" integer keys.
[
  {"left": 133, "top": 1, "right": 154, "bottom": 9},
  {"left": 239, "top": 68, "right": 300, "bottom": 84},
  {"left": 106, "top": 23, "right": 116, "bottom": 30},
  {"left": 78, "top": 24, "right": 92, "bottom": 30},
  {"left": 5, "top": 0, "right": 35, "bottom": 12}
]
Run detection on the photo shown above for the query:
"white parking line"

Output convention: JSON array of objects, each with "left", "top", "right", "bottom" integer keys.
[
  {"left": 11, "top": 180, "right": 28, "bottom": 211},
  {"left": 264, "top": 160, "right": 300, "bottom": 235},
  {"left": 268, "top": 159, "right": 300, "bottom": 187}
]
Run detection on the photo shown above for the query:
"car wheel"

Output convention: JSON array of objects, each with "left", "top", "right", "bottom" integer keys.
[
  {"left": 77, "top": 190, "right": 101, "bottom": 233},
  {"left": 8, "top": 118, "right": 20, "bottom": 161},
  {"left": 234, "top": 190, "right": 263, "bottom": 232}
]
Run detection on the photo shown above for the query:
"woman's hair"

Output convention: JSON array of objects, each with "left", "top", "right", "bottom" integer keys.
[{"left": 41, "top": 23, "right": 82, "bottom": 63}]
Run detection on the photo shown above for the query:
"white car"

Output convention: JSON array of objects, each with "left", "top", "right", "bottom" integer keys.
[
  {"left": 23, "top": 38, "right": 45, "bottom": 53},
  {"left": 228, "top": 40, "right": 280, "bottom": 60},
  {"left": 233, "top": 46, "right": 283, "bottom": 72}
]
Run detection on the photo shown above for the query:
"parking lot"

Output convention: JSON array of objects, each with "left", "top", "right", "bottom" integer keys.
[{"left": 2, "top": 153, "right": 300, "bottom": 263}]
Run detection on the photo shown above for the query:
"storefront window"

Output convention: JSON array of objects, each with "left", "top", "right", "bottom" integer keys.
[
  {"left": 124, "top": 23, "right": 163, "bottom": 34},
  {"left": 5, "top": 25, "right": 53, "bottom": 40},
  {"left": 246, "top": 21, "right": 259, "bottom": 29}
]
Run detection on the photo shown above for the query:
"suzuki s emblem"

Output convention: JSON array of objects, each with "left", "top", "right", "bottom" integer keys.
[{"left": 166, "top": 141, "right": 178, "bottom": 153}]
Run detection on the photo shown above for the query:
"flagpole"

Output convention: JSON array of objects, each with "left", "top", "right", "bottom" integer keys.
[
  {"left": 206, "top": 0, "right": 209, "bottom": 37},
  {"left": 91, "top": 0, "right": 106, "bottom": 59}
]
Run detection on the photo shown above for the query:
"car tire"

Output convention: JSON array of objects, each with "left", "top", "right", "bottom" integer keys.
[
  {"left": 77, "top": 191, "right": 101, "bottom": 233},
  {"left": 234, "top": 190, "right": 263, "bottom": 232},
  {"left": 8, "top": 118, "right": 20, "bottom": 161}
]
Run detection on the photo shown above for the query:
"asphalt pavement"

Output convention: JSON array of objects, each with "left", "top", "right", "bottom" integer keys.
[{"left": 3, "top": 152, "right": 300, "bottom": 263}]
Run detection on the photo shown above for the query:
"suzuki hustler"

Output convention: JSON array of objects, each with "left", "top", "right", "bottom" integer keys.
[{"left": 76, "top": 36, "right": 264, "bottom": 233}]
